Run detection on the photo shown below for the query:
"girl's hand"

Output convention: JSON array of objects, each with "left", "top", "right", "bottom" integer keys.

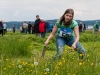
[
  {"left": 71, "top": 43, "right": 76, "bottom": 49},
  {"left": 44, "top": 40, "right": 49, "bottom": 46}
]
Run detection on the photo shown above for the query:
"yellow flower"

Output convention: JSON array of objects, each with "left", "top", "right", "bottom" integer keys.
[
  {"left": 58, "top": 62, "right": 62, "bottom": 66},
  {"left": 86, "top": 59, "right": 90, "bottom": 62},
  {"left": 31, "top": 64, "right": 34, "bottom": 67},
  {"left": 12, "top": 64, "right": 14, "bottom": 66},
  {"left": 72, "top": 57, "right": 74, "bottom": 60},
  {"left": 62, "top": 57, "right": 65, "bottom": 60},
  {"left": 3, "top": 68, "right": 6, "bottom": 70},
  {"left": 63, "top": 60, "right": 66, "bottom": 63},
  {"left": 68, "top": 46, "right": 71, "bottom": 49},
  {"left": 79, "top": 62, "right": 83, "bottom": 66},
  {"left": 6, "top": 59, "right": 9, "bottom": 61},
  {"left": 79, "top": 54, "right": 83, "bottom": 57},
  {"left": 91, "top": 63, "right": 94, "bottom": 66},
  {"left": 55, "top": 74, "right": 58, "bottom": 75},
  {"left": 31, "top": 46, "right": 32, "bottom": 48},
  {"left": 87, "top": 54, "right": 90, "bottom": 57},
  {"left": 44, "top": 72, "right": 47, "bottom": 74}
]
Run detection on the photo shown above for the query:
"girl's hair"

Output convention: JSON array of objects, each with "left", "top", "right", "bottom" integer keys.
[{"left": 59, "top": 9, "right": 74, "bottom": 27}]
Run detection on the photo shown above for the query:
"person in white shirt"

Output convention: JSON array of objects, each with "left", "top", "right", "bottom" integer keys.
[
  {"left": 3, "top": 22, "right": 7, "bottom": 34},
  {"left": 22, "top": 21, "right": 27, "bottom": 33}
]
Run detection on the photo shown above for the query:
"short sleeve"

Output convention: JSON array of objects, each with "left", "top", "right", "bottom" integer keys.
[
  {"left": 55, "top": 21, "right": 60, "bottom": 28},
  {"left": 71, "top": 20, "right": 78, "bottom": 29}
]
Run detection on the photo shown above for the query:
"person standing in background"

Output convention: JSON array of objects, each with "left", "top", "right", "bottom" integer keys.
[
  {"left": 83, "top": 24, "right": 86, "bottom": 32},
  {"left": 48, "top": 22, "right": 53, "bottom": 32},
  {"left": 13, "top": 24, "right": 16, "bottom": 33},
  {"left": 3, "top": 22, "right": 7, "bottom": 35},
  {"left": 78, "top": 22, "right": 84, "bottom": 32},
  {"left": 0, "top": 20, "right": 4, "bottom": 36},
  {"left": 20, "top": 25, "right": 23, "bottom": 33},
  {"left": 22, "top": 21, "right": 27, "bottom": 33},
  {"left": 31, "top": 24, "right": 35, "bottom": 34},
  {"left": 93, "top": 21, "right": 99, "bottom": 34},
  {"left": 28, "top": 22, "right": 32, "bottom": 34},
  {"left": 34, "top": 15, "right": 41, "bottom": 37},
  {"left": 39, "top": 18, "right": 46, "bottom": 38}
]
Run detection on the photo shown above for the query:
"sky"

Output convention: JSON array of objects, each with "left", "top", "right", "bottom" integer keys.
[{"left": 0, "top": 0, "right": 100, "bottom": 21}]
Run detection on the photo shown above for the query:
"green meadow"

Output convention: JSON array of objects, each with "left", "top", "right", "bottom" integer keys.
[{"left": 0, "top": 30, "right": 100, "bottom": 75}]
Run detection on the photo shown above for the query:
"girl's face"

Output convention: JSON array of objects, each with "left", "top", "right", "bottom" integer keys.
[{"left": 64, "top": 13, "right": 73, "bottom": 22}]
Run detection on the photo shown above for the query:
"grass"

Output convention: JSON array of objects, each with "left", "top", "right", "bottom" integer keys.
[{"left": 0, "top": 30, "right": 100, "bottom": 75}]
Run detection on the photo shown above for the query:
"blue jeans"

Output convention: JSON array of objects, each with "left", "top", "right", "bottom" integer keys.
[
  {"left": 41, "top": 32, "right": 46, "bottom": 38},
  {"left": 56, "top": 36, "right": 86, "bottom": 59}
]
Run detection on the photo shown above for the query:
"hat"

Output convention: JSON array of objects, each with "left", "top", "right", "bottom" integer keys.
[{"left": 40, "top": 18, "right": 44, "bottom": 20}]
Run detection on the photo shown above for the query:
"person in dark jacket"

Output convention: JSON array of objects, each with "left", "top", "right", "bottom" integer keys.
[
  {"left": 0, "top": 20, "right": 4, "bottom": 36},
  {"left": 78, "top": 22, "right": 83, "bottom": 32},
  {"left": 13, "top": 24, "right": 16, "bottom": 33},
  {"left": 34, "top": 15, "right": 41, "bottom": 37},
  {"left": 28, "top": 22, "right": 32, "bottom": 34}
]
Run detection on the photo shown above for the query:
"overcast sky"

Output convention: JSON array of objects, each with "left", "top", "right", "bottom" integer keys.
[{"left": 0, "top": 0, "right": 100, "bottom": 21}]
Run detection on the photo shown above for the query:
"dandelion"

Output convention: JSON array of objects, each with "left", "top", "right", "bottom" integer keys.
[
  {"left": 31, "top": 64, "right": 34, "bottom": 67},
  {"left": 18, "top": 65, "right": 22, "bottom": 68},
  {"left": 68, "top": 46, "right": 71, "bottom": 49},
  {"left": 12, "top": 64, "right": 14, "bottom": 66},
  {"left": 86, "top": 59, "right": 90, "bottom": 62},
  {"left": 79, "top": 62, "right": 83, "bottom": 66},
  {"left": 31, "top": 46, "right": 32, "bottom": 48},
  {"left": 6, "top": 59, "right": 9, "bottom": 61},
  {"left": 3, "top": 68, "right": 6, "bottom": 70},
  {"left": 91, "top": 63, "right": 94, "bottom": 66},
  {"left": 44, "top": 72, "right": 47, "bottom": 74},
  {"left": 79, "top": 54, "right": 83, "bottom": 57},
  {"left": 65, "top": 49, "right": 67, "bottom": 52},
  {"left": 63, "top": 60, "right": 66, "bottom": 63},
  {"left": 72, "top": 57, "right": 74, "bottom": 60},
  {"left": 68, "top": 73, "right": 70, "bottom": 75},
  {"left": 58, "top": 62, "right": 62, "bottom": 66},
  {"left": 46, "top": 68, "right": 50, "bottom": 72},
  {"left": 34, "top": 62, "right": 38, "bottom": 66},
  {"left": 62, "top": 57, "right": 65, "bottom": 60},
  {"left": 71, "top": 48, "right": 74, "bottom": 52},
  {"left": 55, "top": 74, "right": 58, "bottom": 75},
  {"left": 87, "top": 54, "right": 90, "bottom": 57}
]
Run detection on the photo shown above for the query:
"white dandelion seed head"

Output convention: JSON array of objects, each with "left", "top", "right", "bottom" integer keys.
[
  {"left": 18, "top": 65, "right": 22, "bottom": 68},
  {"left": 46, "top": 68, "right": 50, "bottom": 72},
  {"left": 34, "top": 62, "right": 38, "bottom": 66}
]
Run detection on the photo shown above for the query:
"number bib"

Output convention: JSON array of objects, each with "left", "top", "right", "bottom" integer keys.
[{"left": 59, "top": 28, "right": 72, "bottom": 37}]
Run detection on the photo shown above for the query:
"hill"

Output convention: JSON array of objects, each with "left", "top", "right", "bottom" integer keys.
[{"left": 5, "top": 19, "right": 100, "bottom": 30}]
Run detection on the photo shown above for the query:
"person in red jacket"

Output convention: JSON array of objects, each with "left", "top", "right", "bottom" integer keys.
[{"left": 39, "top": 18, "right": 46, "bottom": 38}]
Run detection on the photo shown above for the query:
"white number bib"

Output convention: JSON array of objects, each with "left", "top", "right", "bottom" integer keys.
[{"left": 59, "top": 28, "right": 72, "bottom": 37}]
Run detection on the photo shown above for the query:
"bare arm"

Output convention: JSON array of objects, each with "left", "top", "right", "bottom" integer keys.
[
  {"left": 71, "top": 26, "right": 79, "bottom": 48},
  {"left": 44, "top": 25, "right": 58, "bottom": 46}
]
